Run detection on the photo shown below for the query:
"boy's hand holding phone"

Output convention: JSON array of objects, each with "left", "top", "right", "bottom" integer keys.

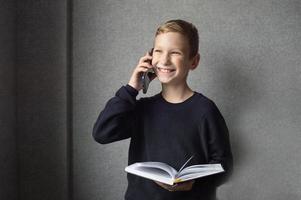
[{"left": 128, "top": 49, "right": 156, "bottom": 93}]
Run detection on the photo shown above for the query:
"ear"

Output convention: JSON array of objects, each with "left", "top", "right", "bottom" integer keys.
[{"left": 189, "top": 53, "right": 200, "bottom": 70}]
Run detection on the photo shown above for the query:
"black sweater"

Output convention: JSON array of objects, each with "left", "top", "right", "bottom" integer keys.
[{"left": 92, "top": 84, "right": 233, "bottom": 200}]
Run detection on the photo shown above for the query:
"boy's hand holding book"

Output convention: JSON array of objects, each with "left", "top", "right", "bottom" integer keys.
[{"left": 155, "top": 180, "right": 195, "bottom": 192}]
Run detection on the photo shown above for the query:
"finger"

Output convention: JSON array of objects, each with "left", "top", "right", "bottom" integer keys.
[
  {"left": 141, "top": 62, "right": 153, "bottom": 68},
  {"left": 177, "top": 180, "right": 195, "bottom": 186},
  {"left": 155, "top": 181, "right": 168, "bottom": 187},
  {"left": 173, "top": 181, "right": 195, "bottom": 191},
  {"left": 155, "top": 181, "right": 172, "bottom": 190},
  {"left": 136, "top": 67, "right": 152, "bottom": 75},
  {"left": 139, "top": 55, "right": 152, "bottom": 63},
  {"left": 137, "top": 63, "right": 153, "bottom": 71}
]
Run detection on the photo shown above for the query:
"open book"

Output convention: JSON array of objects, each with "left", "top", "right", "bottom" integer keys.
[{"left": 125, "top": 156, "right": 224, "bottom": 185}]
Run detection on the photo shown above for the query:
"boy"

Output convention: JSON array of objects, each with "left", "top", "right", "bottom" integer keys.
[{"left": 93, "top": 19, "right": 233, "bottom": 200}]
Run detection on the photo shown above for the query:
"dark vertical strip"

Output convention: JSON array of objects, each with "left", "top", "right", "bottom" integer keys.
[
  {"left": 66, "top": 0, "right": 73, "bottom": 199},
  {"left": 14, "top": 0, "right": 20, "bottom": 199}
]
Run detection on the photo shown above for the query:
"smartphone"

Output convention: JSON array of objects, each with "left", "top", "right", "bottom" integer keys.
[{"left": 141, "top": 48, "right": 156, "bottom": 94}]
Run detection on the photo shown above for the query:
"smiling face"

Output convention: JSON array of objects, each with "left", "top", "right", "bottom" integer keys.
[{"left": 152, "top": 32, "right": 199, "bottom": 86}]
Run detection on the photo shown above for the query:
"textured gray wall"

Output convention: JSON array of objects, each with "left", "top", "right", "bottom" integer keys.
[
  {"left": 0, "top": 1, "right": 17, "bottom": 200},
  {"left": 16, "top": 1, "right": 68, "bottom": 200},
  {"left": 75, "top": 0, "right": 301, "bottom": 200},
  {"left": 3, "top": 0, "right": 300, "bottom": 200}
]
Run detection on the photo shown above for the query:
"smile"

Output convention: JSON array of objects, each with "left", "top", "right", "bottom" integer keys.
[{"left": 156, "top": 66, "right": 176, "bottom": 73}]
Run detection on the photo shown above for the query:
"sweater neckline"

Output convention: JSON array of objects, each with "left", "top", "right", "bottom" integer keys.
[{"left": 158, "top": 91, "right": 197, "bottom": 108}]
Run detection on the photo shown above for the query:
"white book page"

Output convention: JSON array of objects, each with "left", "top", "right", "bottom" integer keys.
[
  {"left": 176, "top": 169, "right": 224, "bottom": 183},
  {"left": 177, "top": 164, "right": 224, "bottom": 177},
  {"left": 178, "top": 155, "right": 194, "bottom": 174},
  {"left": 126, "top": 162, "right": 178, "bottom": 178},
  {"left": 125, "top": 164, "right": 174, "bottom": 185}
]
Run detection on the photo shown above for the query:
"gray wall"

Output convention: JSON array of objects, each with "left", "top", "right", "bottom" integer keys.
[
  {"left": 16, "top": 1, "right": 68, "bottom": 200},
  {"left": 0, "top": 1, "right": 17, "bottom": 200},
  {"left": 74, "top": 0, "right": 301, "bottom": 200}
]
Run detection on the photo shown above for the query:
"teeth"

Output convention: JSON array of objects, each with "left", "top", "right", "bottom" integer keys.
[
  {"left": 162, "top": 69, "right": 171, "bottom": 72},
  {"left": 157, "top": 67, "right": 175, "bottom": 73}
]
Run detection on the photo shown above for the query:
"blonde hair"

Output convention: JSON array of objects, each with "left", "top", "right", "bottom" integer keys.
[{"left": 155, "top": 19, "right": 199, "bottom": 59}]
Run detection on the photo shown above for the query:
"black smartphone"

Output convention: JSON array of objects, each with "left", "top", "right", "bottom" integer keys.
[{"left": 141, "top": 48, "right": 156, "bottom": 94}]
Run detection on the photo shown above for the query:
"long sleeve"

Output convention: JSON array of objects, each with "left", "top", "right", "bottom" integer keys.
[
  {"left": 197, "top": 102, "right": 233, "bottom": 187},
  {"left": 92, "top": 84, "right": 139, "bottom": 144}
]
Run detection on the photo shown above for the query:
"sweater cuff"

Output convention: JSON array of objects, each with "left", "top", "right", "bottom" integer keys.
[
  {"left": 115, "top": 84, "right": 138, "bottom": 105},
  {"left": 125, "top": 84, "right": 139, "bottom": 97}
]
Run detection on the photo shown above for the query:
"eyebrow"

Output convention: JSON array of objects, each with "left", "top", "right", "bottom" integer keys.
[{"left": 154, "top": 47, "right": 183, "bottom": 51}]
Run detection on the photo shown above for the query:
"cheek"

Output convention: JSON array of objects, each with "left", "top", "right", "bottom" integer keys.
[
  {"left": 174, "top": 59, "right": 186, "bottom": 68},
  {"left": 171, "top": 56, "right": 184, "bottom": 63},
  {"left": 151, "top": 56, "right": 159, "bottom": 65}
]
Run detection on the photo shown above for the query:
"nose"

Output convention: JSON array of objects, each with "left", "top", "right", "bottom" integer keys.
[{"left": 158, "top": 52, "right": 171, "bottom": 65}]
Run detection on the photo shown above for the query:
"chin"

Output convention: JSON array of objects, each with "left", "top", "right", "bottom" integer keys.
[
  {"left": 158, "top": 76, "right": 186, "bottom": 86},
  {"left": 157, "top": 76, "right": 172, "bottom": 84}
]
